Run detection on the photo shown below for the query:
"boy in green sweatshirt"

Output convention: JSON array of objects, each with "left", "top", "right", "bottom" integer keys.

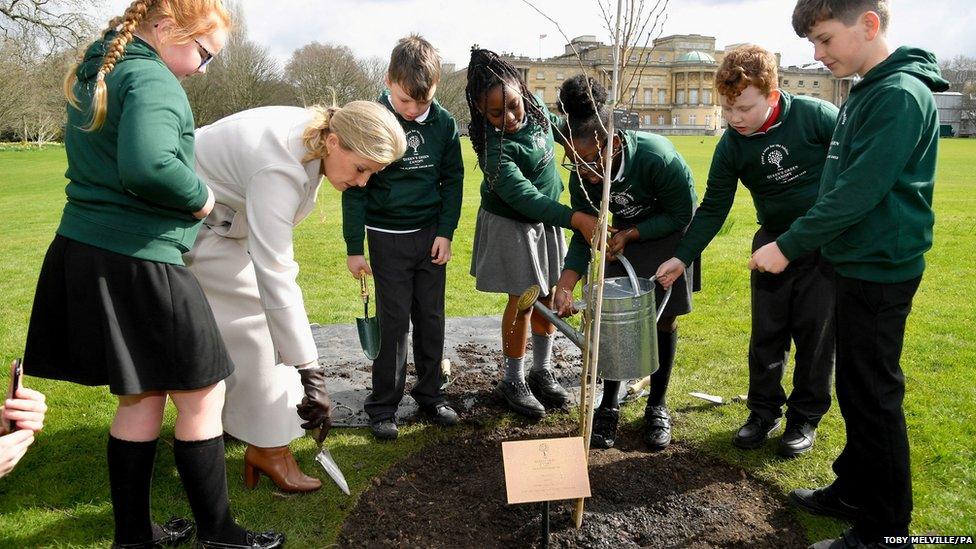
[
  {"left": 657, "top": 45, "right": 839, "bottom": 458},
  {"left": 750, "top": 1, "right": 949, "bottom": 546},
  {"left": 342, "top": 35, "right": 464, "bottom": 440}
]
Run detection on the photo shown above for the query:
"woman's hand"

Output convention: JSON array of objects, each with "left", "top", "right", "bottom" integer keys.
[
  {"left": 430, "top": 237, "right": 452, "bottom": 266},
  {"left": 655, "top": 257, "right": 686, "bottom": 290},
  {"left": 296, "top": 366, "right": 332, "bottom": 443},
  {"left": 347, "top": 256, "right": 372, "bottom": 278},
  {"left": 2, "top": 387, "right": 47, "bottom": 433},
  {"left": 0, "top": 430, "right": 34, "bottom": 478}
]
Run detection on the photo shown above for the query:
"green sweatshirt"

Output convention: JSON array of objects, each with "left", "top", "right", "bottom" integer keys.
[
  {"left": 777, "top": 47, "right": 949, "bottom": 283},
  {"left": 342, "top": 90, "right": 464, "bottom": 256},
  {"left": 59, "top": 34, "right": 209, "bottom": 265},
  {"left": 478, "top": 101, "right": 574, "bottom": 228},
  {"left": 673, "top": 92, "right": 838, "bottom": 266},
  {"left": 564, "top": 130, "right": 697, "bottom": 275}
]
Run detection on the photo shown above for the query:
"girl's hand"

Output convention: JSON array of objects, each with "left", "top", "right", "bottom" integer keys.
[
  {"left": 552, "top": 285, "right": 577, "bottom": 317},
  {"left": 192, "top": 187, "right": 215, "bottom": 219},
  {"left": 655, "top": 257, "right": 686, "bottom": 290},
  {"left": 347, "top": 256, "right": 372, "bottom": 278},
  {"left": 571, "top": 212, "right": 600, "bottom": 243},
  {"left": 430, "top": 237, "right": 452, "bottom": 265},
  {"left": 607, "top": 227, "right": 638, "bottom": 260}
]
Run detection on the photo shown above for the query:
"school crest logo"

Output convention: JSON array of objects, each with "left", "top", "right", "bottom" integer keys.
[
  {"left": 405, "top": 130, "right": 425, "bottom": 155},
  {"left": 840, "top": 106, "right": 848, "bottom": 126},
  {"left": 531, "top": 129, "right": 548, "bottom": 150},
  {"left": 761, "top": 144, "right": 790, "bottom": 170}
]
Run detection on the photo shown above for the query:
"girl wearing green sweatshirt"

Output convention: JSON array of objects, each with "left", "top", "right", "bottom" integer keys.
[
  {"left": 22, "top": 1, "right": 280, "bottom": 547},
  {"left": 465, "top": 49, "right": 598, "bottom": 419},
  {"left": 552, "top": 76, "right": 698, "bottom": 451}
]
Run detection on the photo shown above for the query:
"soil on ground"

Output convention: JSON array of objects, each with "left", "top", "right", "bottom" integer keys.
[{"left": 338, "top": 423, "right": 806, "bottom": 548}]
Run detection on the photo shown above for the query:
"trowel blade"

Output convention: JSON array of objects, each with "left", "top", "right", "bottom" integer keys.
[
  {"left": 689, "top": 391, "right": 724, "bottom": 404},
  {"left": 315, "top": 446, "right": 351, "bottom": 495}
]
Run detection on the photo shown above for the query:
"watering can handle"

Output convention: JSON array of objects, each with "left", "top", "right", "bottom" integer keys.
[{"left": 651, "top": 275, "right": 673, "bottom": 323}]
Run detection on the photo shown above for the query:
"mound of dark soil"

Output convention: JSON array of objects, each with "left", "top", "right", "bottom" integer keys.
[{"left": 338, "top": 424, "right": 806, "bottom": 548}]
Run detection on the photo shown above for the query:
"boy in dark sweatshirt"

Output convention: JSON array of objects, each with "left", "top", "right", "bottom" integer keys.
[
  {"left": 342, "top": 35, "right": 464, "bottom": 440},
  {"left": 658, "top": 45, "right": 839, "bottom": 458},
  {"left": 751, "top": 1, "right": 949, "bottom": 546}
]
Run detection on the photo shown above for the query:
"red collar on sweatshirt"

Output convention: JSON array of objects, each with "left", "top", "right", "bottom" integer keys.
[{"left": 756, "top": 98, "right": 782, "bottom": 134}]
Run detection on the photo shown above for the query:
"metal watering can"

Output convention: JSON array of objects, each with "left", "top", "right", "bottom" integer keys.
[{"left": 517, "top": 254, "right": 671, "bottom": 381}]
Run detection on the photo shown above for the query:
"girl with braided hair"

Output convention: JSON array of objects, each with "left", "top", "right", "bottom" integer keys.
[
  {"left": 23, "top": 1, "right": 282, "bottom": 547},
  {"left": 465, "top": 48, "right": 598, "bottom": 419},
  {"left": 551, "top": 74, "right": 698, "bottom": 451},
  {"left": 185, "top": 101, "right": 406, "bottom": 492}
]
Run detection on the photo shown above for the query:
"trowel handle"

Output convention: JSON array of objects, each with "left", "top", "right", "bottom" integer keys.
[{"left": 358, "top": 270, "right": 369, "bottom": 303}]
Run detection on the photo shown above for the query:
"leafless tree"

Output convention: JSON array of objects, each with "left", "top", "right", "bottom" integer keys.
[
  {"left": 940, "top": 55, "right": 976, "bottom": 134},
  {"left": 0, "top": 0, "right": 96, "bottom": 51},
  {"left": 284, "top": 42, "right": 384, "bottom": 106},
  {"left": 436, "top": 66, "right": 469, "bottom": 129}
]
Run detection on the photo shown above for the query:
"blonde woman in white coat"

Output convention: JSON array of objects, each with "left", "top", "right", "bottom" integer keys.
[{"left": 185, "top": 102, "right": 406, "bottom": 492}]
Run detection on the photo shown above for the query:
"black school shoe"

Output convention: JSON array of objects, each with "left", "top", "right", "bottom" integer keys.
[
  {"left": 112, "top": 518, "right": 195, "bottom": 548},
  {"left": 418, "top": 403, "right": 459, "bottom": 426},
  {"left": 808, "top": 528, "right": 910, "bottom": 549},
  {"left": 526, "top": 368, "right": 572, "bottom": 408},
  {"left": 494, "top": 379, "right": 546, "bottom": 419},
  {"left": 790, "top": 484, "right": 860, "bottom": 521},
  {"left": 590, "top": 408, "right": 620, "bottom": 449},
  {"left": 733, "top": 412, "right": 781, "bottom": 449},
  {"left": 643, "top": 405, "right": 672, "bottom": 451},
  {"left": 778, "top": 420, "right": 817, "bottom": 458},
  {"left": 370, "top": 419, "right": 399, "bottom": 440},
  {"left": 195, "top": 530, "right": 286, "bottom": 549}
]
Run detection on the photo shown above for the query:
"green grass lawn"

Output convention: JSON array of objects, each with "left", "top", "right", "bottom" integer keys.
[{"left": 1, "top": 137, "right": 974, "bottom": 546}]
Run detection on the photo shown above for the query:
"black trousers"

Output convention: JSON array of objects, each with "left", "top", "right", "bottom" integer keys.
[
  {"left": 363, "top": 226, "right": 447, "bottom": 422},
  {"left": 831, "top": 274, "right": 920, "bottom": 541},
  {"left": 748, "top": 227, "right": 835, "bottom": 424}
]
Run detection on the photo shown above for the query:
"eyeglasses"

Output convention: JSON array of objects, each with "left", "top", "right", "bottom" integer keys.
[
  {"left": 561, "top": 145, "right": 621, "bottom": 177},
  {"left": 194, "top": 39, "right": 215, "bottom": 69}
]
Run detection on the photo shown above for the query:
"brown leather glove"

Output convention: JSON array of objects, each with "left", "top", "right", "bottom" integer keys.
[{"left": 296, "top": 366, "right": 332, "bottom": 442}]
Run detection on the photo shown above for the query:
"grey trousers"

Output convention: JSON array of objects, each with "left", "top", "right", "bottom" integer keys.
[
  {"left": 363, "top": 225, "right": 447, "bottom": 422},
  {"left": 748, "top": 227, "right": 835, "bottom": 424}
]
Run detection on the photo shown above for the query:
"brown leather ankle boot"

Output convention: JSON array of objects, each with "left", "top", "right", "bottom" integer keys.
[{"left": 243, "top": 445, "right": 322, "bottom": 493}]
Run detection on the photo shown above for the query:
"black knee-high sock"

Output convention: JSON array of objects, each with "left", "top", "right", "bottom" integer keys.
[
  {"left": 648, "top": 330, "right": 677, "bottom": 408},
  {"left": 599, "top": 380, "right": 622, "bottom": 409},
  {"left": 173, "top": 436, "right": 247, "bottom": 543},
  {"left": 107, "top": 436, "right": 158, "bottom": 544}
]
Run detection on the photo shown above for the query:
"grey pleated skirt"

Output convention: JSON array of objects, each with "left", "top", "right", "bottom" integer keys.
[{"left": 470, "top": 208, "right": 566, "bottom": 297}]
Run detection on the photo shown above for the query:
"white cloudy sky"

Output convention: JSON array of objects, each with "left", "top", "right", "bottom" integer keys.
[{"left": 104, "top": 0, "right": 974, "bottom": 69}]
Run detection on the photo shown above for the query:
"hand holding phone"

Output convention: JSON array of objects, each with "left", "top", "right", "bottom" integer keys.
[{"left": 3, "top": 360, "right": 23, "bottom": 434}]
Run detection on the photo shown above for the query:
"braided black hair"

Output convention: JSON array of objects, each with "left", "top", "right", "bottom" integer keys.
[
  {"left": 465, "top": 48, "right": 550, "bottom": 184},
  {"left": 557, "top": 74, "right": 611, "bottom": 145}
]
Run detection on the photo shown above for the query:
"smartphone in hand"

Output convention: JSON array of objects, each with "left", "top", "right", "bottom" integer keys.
[{"left": 4, "top": 359, "right": 23, "bottom": 433}]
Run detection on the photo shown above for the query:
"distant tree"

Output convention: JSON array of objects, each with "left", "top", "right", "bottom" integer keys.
[
  {"left": 437, "top": 66, "right": 469, "bottom": 130},
  {"left": 183, "top": 1, "right": 288, "bottom": 126},
  {"left": 284, "top": 42, "right": 383, "bottom": 106},
  {"left": 0, "top": 0, "right": 95, "bottom": 50},
  {"left": 940, "top": 55, "right": 976, "bottom": 133}
]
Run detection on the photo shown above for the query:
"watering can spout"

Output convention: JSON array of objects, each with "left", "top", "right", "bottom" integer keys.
[{"left": 517, "top": 285, "right": 586, "bottom": 350}]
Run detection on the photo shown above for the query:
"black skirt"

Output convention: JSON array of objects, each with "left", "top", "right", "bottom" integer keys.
[
  {"left": 23, "top": 235, "right": 234, "bottom": 395},
  {"left": 604, "top": 227, "right": 701, "bottom": 318}
]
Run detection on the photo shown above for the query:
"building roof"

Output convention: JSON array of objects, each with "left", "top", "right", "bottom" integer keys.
[{"left": 676, "top": 51, "right": 716, "bottom": 64}]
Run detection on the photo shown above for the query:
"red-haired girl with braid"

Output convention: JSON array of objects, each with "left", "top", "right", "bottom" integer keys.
[{"left": 23, "top": 1, "right": 283, "bottom": 547}]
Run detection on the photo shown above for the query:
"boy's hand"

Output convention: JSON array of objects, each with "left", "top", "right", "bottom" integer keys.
[
  {"left": 347, "top": 256, "right": 371, "bottom": 278},
  {"left": 607, "top": 227, "right": 638, "bottom": 261},
  {"left": 192, "top": 187, "right": 215, "bottom": 219},
  {"left": 749, "top": 242, "right": 789, "bottom": 274},
  {"left": 3, "top": 387, "right": 47, "bottom": 433},
  {"left": 430, "top": 237, "right": 452, "bottom": 265},
  {"left": 655, "top": 257, "right": 686, "bottom": 290},
  {"left": 0, "top": 429, "right": 34, "bottom": 478}
]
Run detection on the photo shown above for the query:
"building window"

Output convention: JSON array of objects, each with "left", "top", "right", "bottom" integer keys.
[
  {"left": 659, "top": 54, "right": 665, "bottom": 62},
  {"left": 644, "top": 89, "right": 652, "bottom": 104},
  {"left": 703, "top": 90, "right": 712, "bottom": 104},
  {"left": 536, "top": 71, "right": 545, "bottom": 80},
  {"left": 535, "top": 88, "right": 545, "bottom": 101},
  {"left": 658, "top": 89, "right": 666, "bottom": 104},
  {"left": 813, "top": 80, "right": 820, "bottom": 87},
  {"left": 798, "top": 80, "right": 805, "bottom": 87},
  {"left": 783, "top": 79, "right": 790, "bottom": 86},
  {"left": 689, "top": 114, "right": 697, "bottom": 125},
  {"left": 629, "top": 88, "right": 638, "bottom": 104},
  {"left": 658, "top": 114, "right": 665, "bottom": 125},
  {"left": 705, "top": 114, "right": 713, "bottom": 127},
  {"left": 677, "top": 90, "right": 686, "bottom": 104},
  {"left": 556, "top": 72, "right": 564, "bottom": 80},
  {"left": 643, "top": 114, "right": 651, "bottom": 127},
  {"left": 690, "top": 89, "right": 699, "bottom": 104},
  {"left": 672, "top": 115, "right": 680, "bottom": 126}
]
